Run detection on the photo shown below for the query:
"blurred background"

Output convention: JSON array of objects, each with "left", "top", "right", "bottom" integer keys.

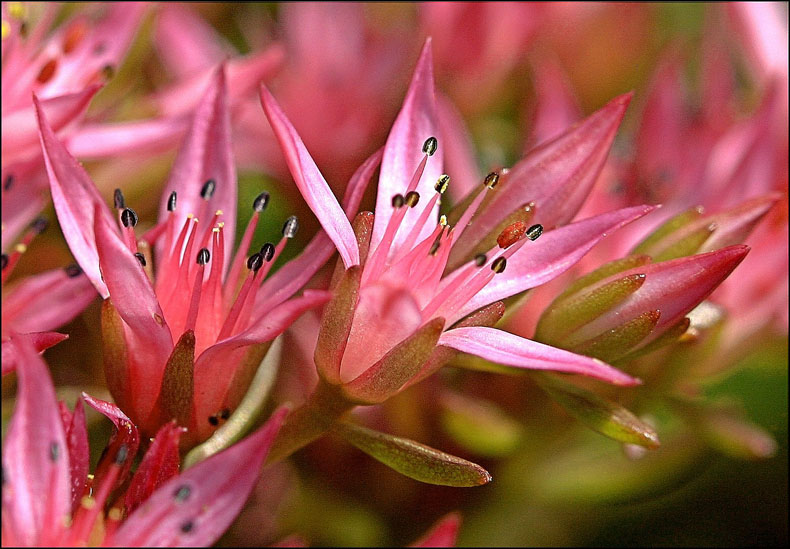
[{"left": 2, "top": 2, "right": 787, "bottom": 546}]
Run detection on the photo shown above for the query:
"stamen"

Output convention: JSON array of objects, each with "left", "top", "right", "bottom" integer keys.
[
  {"left": 484, "top": 172, "right": 500, "bottom": 189},
  {"left": 391, "top": 194, "right": 405, "bottom": 208},
  {"left": 185, "top": 248, "right": 210, "bottom": 332},
  {"left": 497, "top": 221, "right": 527, "bottom": 249},
  {"left": 36, "top": 58, "right": 58, "bottom": 84},
  {"left": 405, "top": 191, "right": 420, "bottom": 208},
  {"left": 3, "top": 173, "right": 14, "bottom": 191},
  {"left": 474, "top": 253, "right": 487, "bottom": 266},
  {"left": 197, "top": 248, "right": 210, "bottom": 265},
  {"left": 174, "top": 485, "right": 191, "bottom": 502},
  {"left": 491, "top": 256, "right": 507, "bottom": 273},
  {"left": 100, "top": 64, "right": 115, "bottom": 81},
  {"left": 200, "top": 179, "right": 216, "bottom": 200},
  {"left": 422, "top": 136, "right": 438, "bottom": 156},
  {"left": 282, "top": 216, "right": 299, "bottom": 239},
  {"left": 113, "top": 188, "right": 125, "bottom": 210},
  {"left": 434, "top": 174, "right": 450, "bottom": 194},
  {"left": 449, "top": 173, "right": 497, "bottom": 247},
  {"left": 260, "top": 242, "right": 275, "bottom": 262},
  {"left": 217, "top": 255, "right": 260, "bottom": 340},
  {"left": 31, "top": 217, "right": 48, "bottom": 234},
  {"left": 526, "top": 224, "right": 543, "bottom": 240},
  {"left": 253, "top": 191, "right": 270, "bottom": 212},
  {"left": 120, "top": 208, "right": 138, "bottom": 228},
  {"left": 134, "top": 252, "right": 146, "bottom": 267},
  {"left": 64, "top": 264, "right": 82, "bottom": 277},
  {"left": 180, "top": 520, "right": 195, "bottom": 534},
  {"left": 167, "top": 191, "right": 177, "bottom": 212},
  {"left": 247, "top": 253, "right": 263, "bottom": 272},
  {"left": 225, "top": 193, "right": 271, "bottom": 300}
]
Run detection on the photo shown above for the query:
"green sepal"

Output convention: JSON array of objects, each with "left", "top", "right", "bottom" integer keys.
[
  {"left": 316, "top": 266, "right": 362, "bottom": 385},
  {"left": 536, "top": 273, "right": 646, "bottom": 344},
  {"left": 156, "top": 330, "right": 195, "bottom": 428},
  {"left": 631, "top": 206, "right": 704, "bottom": 256},
  {"left": 535, "top": 373, "right": 659, "bottom": 448},
  {"left": 650, "top": 223, "right": 717, "bottom": 262},
  {"left": 331, "top": 211, "right": 374, "bottom": 288},
  {"left": 440, "top": 391, "right": 524, "bottom": 456},
  {"left": 343, "top": 317, "right": 445, "bottom": 404},
  {"left": 555, "top": 254, "right": 652, "bottom": 301},
  {"left": 569, "top": 309, "right": 661, "bottom": 362},
  {"left": 333, "top": 421, "right": 492, "bottom": 487},
  {"left": 615, "top": 316, "right": 691, "bottom": 364},
  {"left": 101, "top": 299, "right": 131, "bottom": 412}
]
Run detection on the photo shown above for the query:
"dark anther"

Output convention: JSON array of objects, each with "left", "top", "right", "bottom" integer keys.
[
  {"left": 196, "top": 248, "right": 210, "bottom": 265},
  {"left": 100, "top": 64, "right": 115, "bottom": 80},
  {"left": 115, "top": 444, "right": 129, "bottom": 465},
  {"left": 167, "top": 191, "right": 178, "bottom": 212},
  {"left": 526, "top": 224, "right": 543, "bottom": 241},
  {"left": 134, "top": 252, "right": 147, "bottom": 267},
  {"left": 247, "top": 253, "right": 263, "bottom": 272},
  {"left": 491, "top": 256, "right": 507, "bottom": 274},
  {"left": 434, "top": 174, "right": 450, "bottom": 194},
  {"left": 49, "top": 442, "right": 60, "bottom": 462},
  {"left": 260, "top": 242, "right": 275, "bottom": 262},
  {"left": 405, "top": 191, "right": 420, "bottom": 208},
  {"left": 282, "top": 216, "right": 299, "bottom": 239},
  {"left": 484, "top": 172, "right": 500, "bottom": 189},
  {"left": 180, "top": 520, "right": 195, "bottom": 534},
  {"left": 474, "top": 253, "right": 487, "bottom": 267},
  {"left": 220, "top": 408, "right": 231, "bottom": 419},
  {"left": 208, "top": 415, "right": 219, "bottom": 426},
  {"left": 173, "top": 485, "right": 191, "bottom": 503},
  {"left": 113, "top": 188, "right": 125, "bottom": 209},
  {"left": 64, "top": 264, "right": 82, "bottom": 277},
  {"left": 200, "top": 179, "right": 216, "bottom": 200},
  {"left": 422, "top": 136, "right": 438, "bottom": 156},
  {"left": 121, "top": 208, "right": 138, "bottom": 228},
  {"left": 31, "top": 217, "right": 49, "bottom": 234},
  {"left": 391, "top": 194, "right": 405, "bottom": 208},
  {"left": 1, "top": 254, "right": 8, "bottom": 270},
  {"left": 253, "top": 192, "right": 270, "bottom": 213},
  {"left": 3, "top": 173, "right": 14, "bottom": 191}
]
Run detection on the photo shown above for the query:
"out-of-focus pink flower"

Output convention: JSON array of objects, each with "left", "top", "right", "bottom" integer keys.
[
  {"left": 262, "top": 40, "right": 655, "bottom": 402},
  {"left": 2, "top": 332, "right": 287, "bottom": 547},
  {"left": 36, "top": 66, "right": 328, "bottom": 445}
]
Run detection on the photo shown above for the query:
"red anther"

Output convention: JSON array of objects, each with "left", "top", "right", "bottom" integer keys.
[{"left": 497, "top": 221, "right": 528, "bottom": 249}]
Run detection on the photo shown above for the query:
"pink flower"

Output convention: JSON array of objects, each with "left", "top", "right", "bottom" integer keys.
[
  {"left": 261, "top": 40, "right": 655, "bottom": 406},
  {"left": 36, "top": 66, "right": 329, "bottom": 445},
  {"left": 2, "top": 332, "right": 286, "bottom": 547}
]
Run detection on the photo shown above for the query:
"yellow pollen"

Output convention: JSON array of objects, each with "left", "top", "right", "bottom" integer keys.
[
  {"left": 218, "top": 222, "right": 225, "bottom": 228},
  {"left": 81, "top": 496, "right": 96, "bottom": 509},
  {"left": 108, "top": 508, "right": 122, "bottom": 521},
  {"left": 14, "top": 243, "right": 27, "bottom": 253},
  {"left": 1, "top": 20, "right": 10, "bottom": 39},
  {"left": 215, "top": 209, "right": 223, "bottom": 216},
  {"left": 439, "top": 215, "right": 447, "bottom": 226},
  {"left": 8, "top": 2, "right": 24, "bottom": 19},
  {"left": 212, "top": 227, "right": 220, "bottom": 233}
]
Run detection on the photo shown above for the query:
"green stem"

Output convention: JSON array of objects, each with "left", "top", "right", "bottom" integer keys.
[{"left": 265, "top": 381, "right": 354, "bottom": 464}]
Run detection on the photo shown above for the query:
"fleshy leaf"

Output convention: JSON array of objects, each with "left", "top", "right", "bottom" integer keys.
[
  {"left": 156, "top": 331, "right": 196, "bottom": 428},
  {"left": 260, "top": 85, "right": 359, "bottom": 268},
  {"left": 315, "top": 266, "right": 362, "bottom": 384},
  {"left": 124, "top": 421, "right": 185, "bottom": 514},
  {"left": 343, "top": 317, "right": 445, "bottom": 404},
  {"left": 110, "top": 407, "right": 288, "bottom": 547},
  {"left": 333, "top": 421, "right": 491, "bottom": 487},
  {"left": 454, "top": 205, "right": 654, "bottom": 322},
  {"left": 569, "top": 309, "right": 662, "bottom": 362},
  {"left": 439, "top": 326, "right": 640, "bottom": 386},
  {"left": 373, "top": 39, "right": 443, "bottom": 256},
  {"left": 535, "top": 374, "right": 660, "bottom": 448},
  {"left": 409, "top": 512, "right": 462, "bottom": 547},
  {"left": 2, "top": 334, "right": 70, "bottom": 546}
]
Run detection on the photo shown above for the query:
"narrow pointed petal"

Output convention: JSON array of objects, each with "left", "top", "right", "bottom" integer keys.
[
  {"left": 453, "top": 93, "right": 633, "bottom": 259},
  {"left": 65, "top": 116, "right": 190, "bottom": 159},
  {"left": 410, "top": 512, "right": 462, "bottom": 547},
  {"left": 456, "top": 205, "right": 654, "bottom": 321},
  {"left": 260, "top": 85, "right": 359, "bottom": 268},
  {"left": 436, "top": 94, "right": 479, "bottom": 201},
  {"left": 3, "top": 86, "right": 100, "bottom": 163},
  {"left": 2, "top": 334, "right": 70, "bottom": 546},
  {"left": 257, "top": 149, "right": 381, "bottom": 314},
  {"left": 439, "top": 327, "right": 640, "bottom": 386},
  {"left": 1, "top": 267, "right": 96, "bottom": 334},
  {"left": 373, "top": 40, "right": 443, "bottom": 254},
  {"left": 155, "top": 4, "right": 230, "bottom": 78},
  {"left": 2, "top": 332, "right": 67, "bottom": 375},
  {"left": 527, "top": 56, "right": 582, "bottom": 148},
  {"left": 82, "top": 393, "right": 140, "bottom": 492},
  {"left": 94, "top": 204, "right": 173, "bottom": 406},
  {"left": 158, "top": 66, "right": 237, "bottom": 273},
  {"left": 111, "top": 407, "right": 288, "bottom": 547},
  {"left": 58, "top": 399, "right": 90, "bottom": 511},
  {"left": 333, "top": 421, "right": 491, "bottom": 487},
  {"left": 36, "top": 95, "right": 116, "bottom": 297},
  {"left": 124, "top": 421, "right": 185, "bottom": 514},
  {"left": 315, "top": 266, "right": 362, "bottom": 384}
]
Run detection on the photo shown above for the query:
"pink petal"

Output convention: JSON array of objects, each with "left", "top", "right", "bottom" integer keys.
[
  {"left": 158, "top": 66, "right": 237, "bottom": 275},
  {"left": 1, "top": 332, "right": 68, "bottom": 376},
  {"left": 65, "top": 116, "right": 190, "bottom": 159},
  {"left": 93, "top": 204, "right": 173, "bottom": 414},
  {"left": 1, "top": 267, "right": 96, "bottom": 334},
  {"left": 439, "top": 327, "right": 640, "bottom": 386},
  {"left": 455, "top": 205, "right": 654, "bottom": 321},
  {"left": 154, "top": 4, "right": 230, "bottom": 79},
  {"left": 727, "top": 2, "right": 789, "bottom": 86},
  {"left": 3, "top": 86, "right": 100, "bottom": 163},
  {"left": 527, "top": 56, "right": 582, "bottom": 148},
  {"left": 453, "top": 92, "right": 633, "bottom": 260},
  {"left": 260, "top": 85, "right": 359, "bottom": 268},
  {"left": 111, "top": 407, "right": 288, "bottom": 547},
  {"left": 35, "top": 94, "right": 115, "bottom": 297},
  {"left": 373, "top": 39, "right": 443, "bottom": 255},
  {"left": 257, "top": 149, "right": 382, "bottom": 313},
  {"left": 436, "top": 94, "right": 479, "bottom": 201},
  {"left": 58, "top": 400, "right": 89, "bottom": 511},
  {"left": 81, "top": 393, "right": 140, "bottom": 493},
  {"left": 409, "top": 512, "right": 462, "bottom": 547},
  {"left": 2, "top": 333, "right": 71, "bottom": 546},
  {"left": 570, "top": 245, "right": 750, "bottom": 346},
  {"left": 1, "top": 160, "right": 49, "bottom": 251},
  {"left": 124, "top": 421, "right": 185, "bottom": 514}
]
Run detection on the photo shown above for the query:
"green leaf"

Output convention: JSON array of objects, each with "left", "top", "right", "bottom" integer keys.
[
  {"left": 315, "top": 266, "right": 362, "bottom": 385},
  {"left": 631, "top": 206, "right": 705, "bottom": 256},
  {"left": 568, "top": 309, "right": 661, "bottom": 362},
  {"left": 555, "top": 254, "right": 651, "bottom": 301},
  {"left": 333, "top": 421, "right": 492, "bottom": 487},
  {"left": 440, "top": 391, "right": 523, "bottom": 456}
]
